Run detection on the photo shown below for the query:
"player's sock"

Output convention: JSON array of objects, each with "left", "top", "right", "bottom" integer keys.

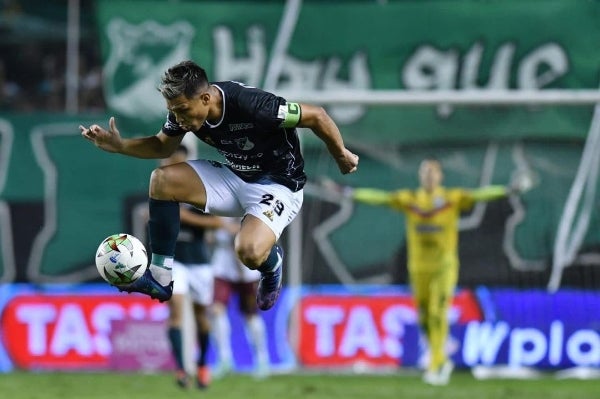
[
  {"left": 197, "top": 330, "right": 210, "bottom": 367},
  {"left": 257, "top": 245, "right": 281, "bottom": 273},
  {"left": 212, "top": 310, "right": 233, "bottom": 378},
  {"left": 148, "top": 198, "right": 179, "bottom": 285},
  {"left": 245, "top": 314, "right": 270, "bottom": 378},
  {"left": 168, "top": 327, "right": 185, "bottom": 370},
  {"left": 196, "top": 330, "right": 211, "bottom": 389},
  {"left": 428, "top": 314, "right": 447, "bottom": 373},
  {"left": 149, "top": 254, "right": 174, "bottom": 286},
  {"left": 256, "top": 245, "right": 283, "bottom": 310},
  {"left": 168, "top": 327, "right": 187, "bottom": 387}
]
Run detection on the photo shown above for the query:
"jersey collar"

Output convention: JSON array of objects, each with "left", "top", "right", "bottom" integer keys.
[{"left": 205, "top": 84, "right": 226, "bottom": 128}]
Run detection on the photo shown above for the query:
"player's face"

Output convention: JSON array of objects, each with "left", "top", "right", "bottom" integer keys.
[
  {"left": 419, "top": 160, "right": 443, "bottom": 191},
  {"left": 166, "top": 92, "right": 210, "bottom": 131}
]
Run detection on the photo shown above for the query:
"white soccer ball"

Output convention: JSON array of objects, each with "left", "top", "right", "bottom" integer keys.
[{"left": 95, "top": 233, "right": 148, "bottom": 286}]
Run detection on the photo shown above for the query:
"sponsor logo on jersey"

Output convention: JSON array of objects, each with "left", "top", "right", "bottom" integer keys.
[
  {"left": 228, "top": 163, "right": 262, "bottom": 172},
  {"left": 416, "top": 223, "right": 443, "bottom": 233},
  {"left": 234, "top": 137, "right": 255, "bottom": 150},
  {"left": 229, "top": 123, "right": 254, "bottom": 132},
  {"left": 220, "top": 150, "right": 263, "bottom": 160},
  {"left": 433, "top": 196, "right": 447, "bottom": 208}
]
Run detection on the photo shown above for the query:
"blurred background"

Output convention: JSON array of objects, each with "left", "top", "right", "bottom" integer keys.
[{"left": 1, "top": 0, "right": 599, "bottom": 377}]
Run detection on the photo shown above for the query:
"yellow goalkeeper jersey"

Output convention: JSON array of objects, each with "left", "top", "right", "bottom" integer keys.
[{"left": 353, "top": 185, "right": 507, "bottom": 273}]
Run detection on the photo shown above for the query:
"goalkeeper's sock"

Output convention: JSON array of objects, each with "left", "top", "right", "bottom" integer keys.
[{"left": 148, "top": 198, "right": 179, "bottom": 285}]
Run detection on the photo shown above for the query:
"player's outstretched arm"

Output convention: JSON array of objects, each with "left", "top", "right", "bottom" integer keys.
[
  {"left": 79, "top": 116, "right": 183, "bottom": 159},
  {"left": 297, "top": 104, "right": 359, "bottom": 175},
  {"left": 79, "top": 116, "right": 124, "bottom": 153},
  {"left": 319, "top": 176, "right": 396, "bottom": 207},
  {"left": 470, "top": 171, "right": 537, "bottom": 202},
  {"left": 469, "top": 185, "right": 510, "bottom": 202}
]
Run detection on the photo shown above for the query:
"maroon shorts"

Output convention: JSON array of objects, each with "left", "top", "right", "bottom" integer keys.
[{"left": 213, "top": 277, "right": 259, "bottom": 314}]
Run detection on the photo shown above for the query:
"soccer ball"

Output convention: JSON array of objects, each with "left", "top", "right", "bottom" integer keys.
[{"left": 95, "top": 233, "right": 148, "bottom": 285}]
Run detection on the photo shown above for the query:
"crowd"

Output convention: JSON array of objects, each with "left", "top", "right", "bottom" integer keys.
[
  {"left": 0, "top": 44, "right": 105, "bottom": 112},
  {"left": 0, "top": 0, "right": 105, "bottom": 112}
]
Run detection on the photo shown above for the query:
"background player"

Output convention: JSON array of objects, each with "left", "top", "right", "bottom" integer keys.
[
  {"left": 323, "top": 157, "right": 533, "bottom": 385},
  {"left": 156, "top": 145, "right": 223, "bottom": 389},
  {"left": 80, "top": 60, "right": 359, "bottom": 311},
  {"left": 210, "top": 217, "right": 270, "bottom": 379}
]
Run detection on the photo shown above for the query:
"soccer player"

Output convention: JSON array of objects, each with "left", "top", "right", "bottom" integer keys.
[
  {"left": 80, "top": 60, "right": 359, "bottom": 310},
  {"left": 324, "top": 157, "right": 532, "bottom": 385},
  {"left": 156, "top": 145, "right": 222, "bottom": 389},
  {"left": 210, "top": 217, "right": 270, "bottom": 379}
]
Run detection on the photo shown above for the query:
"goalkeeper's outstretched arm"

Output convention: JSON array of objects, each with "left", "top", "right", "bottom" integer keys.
[
  {"left": 469, "top": 185, "right": 510, "bottom": 202},
  {"left": 319, "top": 177, "right": 396, "bottom": 207},
  {"left": 351, "top": 188, "right": 396, "bottom": 207},
  {"left": 470, "top": 175, "right": 535, "bottom": 202}
]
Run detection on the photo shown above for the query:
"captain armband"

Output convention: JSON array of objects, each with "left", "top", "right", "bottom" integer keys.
[{"left": 278, "top": 102, "right": 301, "bottom": 128}]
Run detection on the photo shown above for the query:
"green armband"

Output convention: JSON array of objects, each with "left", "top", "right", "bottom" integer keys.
[{"left": 279, "top": 102, "right": 301, "bottom": 128}]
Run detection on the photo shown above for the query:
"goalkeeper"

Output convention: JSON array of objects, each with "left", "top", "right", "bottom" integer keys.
[{"left": 325, "top": 157, "right": 532, "bottom": 386}]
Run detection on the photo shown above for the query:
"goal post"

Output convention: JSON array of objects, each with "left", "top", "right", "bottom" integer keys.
[
  {"left": 278, "top": 89, "right": 600, "bottom": 106},
  {"left": 284, "top": 89, "right": 600, "bottom": 292}
]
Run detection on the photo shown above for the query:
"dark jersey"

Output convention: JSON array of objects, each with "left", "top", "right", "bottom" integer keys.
[
  {"left": 162, "top": 81, "right": 306, "bottom": 192},
  {"left": 174, "top": 204, "right": 211, "bottom": 265}
]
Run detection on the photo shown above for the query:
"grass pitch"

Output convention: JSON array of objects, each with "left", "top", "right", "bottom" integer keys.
[{"left": 0, "top": 370, "right": 597, "bottom": 399}]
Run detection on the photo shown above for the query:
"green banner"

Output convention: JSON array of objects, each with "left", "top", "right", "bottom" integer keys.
[
  {"left": 0, "top": 114, "right": 155, "bottom": 282},
  {"left": 96, "top": 0, "right": 600, "bottom": 143},
  {"left": 2, "top": 1, "right": 600, "bottom": 287},
  {"left": 2, "top": 112, "right": 598, "bottom": 286}
]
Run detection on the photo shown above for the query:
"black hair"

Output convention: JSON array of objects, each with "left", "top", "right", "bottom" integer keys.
[{"left": 158, "top": 60, "right": 209, "bottom": 99}]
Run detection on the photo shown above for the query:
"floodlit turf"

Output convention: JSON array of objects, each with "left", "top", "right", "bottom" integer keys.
[{"left": 0, "top": 370, "right": 598, "bottom": 399}]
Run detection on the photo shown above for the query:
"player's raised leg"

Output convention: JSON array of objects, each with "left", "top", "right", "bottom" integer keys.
[
  {"left": 256, "top": 245, "right": 284, "bottom": 311},
  {"left": 120, "top": 162, "right": 208, "bottom": 302},
  {"left": 236, "top": 183, "right": 302, "bottom": 311},
  {"left": 235, "top": 215, "right": 283, "bottom": 311}
]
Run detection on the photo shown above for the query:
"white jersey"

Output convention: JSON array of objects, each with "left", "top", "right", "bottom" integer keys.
[{"left": 211, "top": 227, "right": 260, "bottom": 283}]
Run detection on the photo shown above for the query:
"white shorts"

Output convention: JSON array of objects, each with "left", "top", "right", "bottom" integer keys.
[
  {"left": 186, "top": 160, "right": 303, "bottom": 239},
  {"left": 171, "top": 260, "right": 213, "bottom": 306}
]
